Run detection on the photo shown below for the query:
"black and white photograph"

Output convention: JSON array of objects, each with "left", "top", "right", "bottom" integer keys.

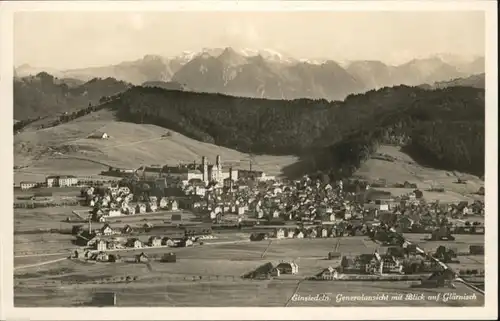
[{"left": 1, "top": 0, "right": 497, "bottom": 319}]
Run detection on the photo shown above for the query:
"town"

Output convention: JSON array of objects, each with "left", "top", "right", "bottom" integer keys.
[{"left": 14, "top": 153, "right": 485, "bottom": 306}]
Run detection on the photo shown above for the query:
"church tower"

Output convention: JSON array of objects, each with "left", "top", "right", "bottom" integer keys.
[
  {"left": 202, "top": 156, "right": 208, "bottom": 185},
  {"left": 215, "top": 155, "right": 222, "bottom": 184}
]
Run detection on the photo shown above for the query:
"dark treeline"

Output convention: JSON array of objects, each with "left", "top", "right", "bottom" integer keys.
[
  {"left": 108, "top": 85, "right": 484, "bottom": 177},
  {"left": 405, "top": 120, "right": 485, "bottom": 175},
  {"left": 14, "top": 116, "right": 45, "bottom": 133}
]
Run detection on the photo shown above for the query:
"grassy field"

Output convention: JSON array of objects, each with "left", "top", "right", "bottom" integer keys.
[
  {"left": 402, "top": 233, "right": 485, "bottom": 273},
  {"left": 403, "top": 233, "right": 485, "bottom": 253},
  {"left": 13, "top": 205, "right": 87, "bottom": 256},
  {"left": 288, "top": 281, "right": 483, "bottom": 307},
  {"left": 14, "top": 186, "right": 83, "bottom": 204},
  {"left": 14, "top": 277, "right": 483, "bottom": 307},
  {"left": 14, "top": 159, "right": 112, "bottom": 185},
  {"left": 14, "top": 205, "right": 87, "bottom": 231},
  {"left": 355, "top": 145, "right": 484, "bottom": 203},
  {"left": 14, "top": 109, "right": 298, "bottom": 177},
  {"left": 13, "top": 237, "right": 484, "bottom": 307}
]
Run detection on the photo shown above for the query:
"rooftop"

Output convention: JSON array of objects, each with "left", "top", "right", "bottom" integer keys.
[{"left": 47, "top": 175, "right": 77, "bottom": 179}]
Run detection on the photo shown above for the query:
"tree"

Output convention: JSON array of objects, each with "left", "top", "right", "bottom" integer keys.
[{"left": 141, "top": 183, "right": 151, "bottom": 199}]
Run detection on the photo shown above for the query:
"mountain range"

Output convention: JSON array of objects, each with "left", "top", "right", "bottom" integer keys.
[
  {"left": 13, "top": 72, "right": 131, "bottom": 120},
  {"left": 421, "top": 73, "right": 485, "bottom": 90},
  {"left": 15, "top": 47, "right": 484, "bottom": 101}
]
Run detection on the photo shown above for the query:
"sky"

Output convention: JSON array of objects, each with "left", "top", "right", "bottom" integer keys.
[{"left": 13, "top": 10, "right": 485, "bottom": 69}]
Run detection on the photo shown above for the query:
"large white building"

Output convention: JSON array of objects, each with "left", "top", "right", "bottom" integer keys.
[
  {"left": 46, "top": 175, "right": 79, "bottom": 187},
  {"left": 163, "top": 155, "right": 238, "bottom": 186}
]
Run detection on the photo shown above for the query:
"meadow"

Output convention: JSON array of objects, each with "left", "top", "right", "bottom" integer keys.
[{"left": 13, "top": 234, "right": 485, "bottom": 307}]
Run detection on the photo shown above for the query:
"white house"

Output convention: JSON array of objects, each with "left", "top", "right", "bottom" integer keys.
[
  {"left": 20, "top": 181, "right": 37, "bottom": 190},
  {"left": 100, "top": 224, "right": 114, "bottom": 236},
  {"left": 159, "top": 197, "right": 169, "bottom": 209},
  {"left": 89, "top": 132, "right": 109, "bottom": 139},
  {"left": 108, "top": 209, "right": 121, "bottom": 217},
  {"left": 294, "top": 231, "right": 304, "bottom": 239},
  {"left": 136, "top": 203, "right": 146, "bottom": 214},
  {"left": 274, "top": 228, "right": 285, "bottom": 239},
  {"left": 96, "top": 239, "right": 107, "bottom": 252},
  {"left": 169, "top": 200, "right": 178, "bottom": 211}
]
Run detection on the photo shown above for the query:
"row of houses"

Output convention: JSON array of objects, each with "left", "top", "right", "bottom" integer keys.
[
  {"left": 87, "top": 184, "right": 180, "bottom": 221},
  {"left": 76, "top": 250, "right": 177, "bottom": 264},
  {"left": 19, "top": 175, "right": 79, "bottom": 190},
  {"left": 244, "top": 261, "right": 299, "bottom": 279},
  {"left": 79, "top": 222, "right": 211, "bottom": 238},
  {"left": 250, "top": 224, "right": 365, "bottom": 241},
  {"left": 87, "top": 234, "right": 193, "bottom": 252}
]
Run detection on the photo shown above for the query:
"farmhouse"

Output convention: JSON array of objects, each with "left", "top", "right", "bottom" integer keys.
[
  {"left": 273, "top": 228, "right": 285, "bottom": 239},
  {"left": 106, "top": 239, "right": 120, "bottom": 250},
  {"left": 135, "top": 252, "right": 149, "bottom": 263},
  {"left": 94, "top": 251, "right": 109, "bottom": 262},
  {"left": 162, "top": 237, "right": 176, "bottom": 247},
  {"left": 146, "top": 202, "right": 158, "bottom": 212},
  {"left": 127, "top": 238, "right": 143, "bottom": 248},
  {"left": 136, "top": 203, "right": 147, "bottom": 214},
  {"left": 148, "top": 236, "right": 162, "bottom": 247},
  {"left": 318, "top": 266, "right": 339, "bottom": 280},
  {"left": 161, "top": 252, "right": 177, "bottom": 263},
  {"left": 121, "top": 225, "right": 133, "bottom": 234},
  {"left": 100, "top": 224, "right": 114, "bottom": 236},
  {"left": 159, "top": 197, "right": 169, "bottom": 209},
  {"left": 169, "top": 200, "right": 179, "bottom": 211},
  {"left": 250, "top": 233, "right": 269, "bottom": 241},
  {"left": 108, "top": 209, "right": 121, "bottom": 217},
  {"left": 88, "top": 132, "right": 109, "bottom": 139},
  {"left": 294, "top": 231, "right": 304, "bottom": 239},
  {"left": 270, "top": 267, "right": 281, "bottom": 277},
  {"left": 178, "top": 238, "right": 193, "bottom": 247},
  {"left": 276, "top": 261, "right": 299, "bottom": 275}
]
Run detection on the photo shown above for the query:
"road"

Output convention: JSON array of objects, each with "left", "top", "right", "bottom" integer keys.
[
  {"left": 261, "top": 240, "right": 273, "bottom": 258},
  {"left": 455, "top": 278, "right": 485, "bottom": 295},
  {"left": 15, "top": 257, "right": 67, "bottom": 271},
  {"left": 284, "top": 279, "right": 304, "bottom": 307},
  {"left": 15, "top": 251, "right": 71, "bottom": 258}
]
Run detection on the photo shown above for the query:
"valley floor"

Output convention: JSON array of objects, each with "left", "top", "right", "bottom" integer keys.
[{"left": 14, "top": 236, "right": 484, "bottom": 307}]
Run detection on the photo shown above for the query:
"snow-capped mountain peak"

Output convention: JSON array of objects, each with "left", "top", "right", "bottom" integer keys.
[
  {"left": 299, "top": 58, "right": 328, "bottom": 66},
  {"left": 235, "top": 48, "right": 297, "bottom": 64}
]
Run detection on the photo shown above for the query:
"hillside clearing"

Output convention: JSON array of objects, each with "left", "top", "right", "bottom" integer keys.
[
  {"left": 14, "top": 110, "right": 484, "bottom": 200},
  {"left": 355, "top": 145, "right": 484, "bottom": 202},
  {"left": 14, "top": 109, "right": 298, "bottom": 178}
]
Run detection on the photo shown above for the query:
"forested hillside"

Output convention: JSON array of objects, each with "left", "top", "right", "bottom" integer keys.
[{"left": 105, "top": 85, "right": 484, "bottom": 177}]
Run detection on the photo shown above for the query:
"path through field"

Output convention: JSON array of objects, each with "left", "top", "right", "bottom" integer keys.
[
  {"left": 15, "top": 257, "right": 67, "bottom": 271},
  {"left": 15, "top": 252, "right": 71, "bottom": 258},
  {"left": 284, "top": 280, "right": 304, "bottom": 307}
]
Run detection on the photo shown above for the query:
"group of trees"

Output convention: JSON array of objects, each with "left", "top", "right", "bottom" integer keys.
[
  {"left": 108, "top": 84, "right": 484, "bottom": 178},
  {"left": 15, "top": 73, "right": 484, "bottom": 179},
  {"left": 14, "top": 116, "right": 44, "bottom": 133}
]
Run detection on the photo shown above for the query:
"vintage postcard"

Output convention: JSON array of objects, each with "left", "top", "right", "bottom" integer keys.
[{"left": 1, "top": 0, "right": 497, "bottom": 320}]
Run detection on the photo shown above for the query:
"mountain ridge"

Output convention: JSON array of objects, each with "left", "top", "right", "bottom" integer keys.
[{"left": 15, "top": 47, "right": 484, "bottom": 101}]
